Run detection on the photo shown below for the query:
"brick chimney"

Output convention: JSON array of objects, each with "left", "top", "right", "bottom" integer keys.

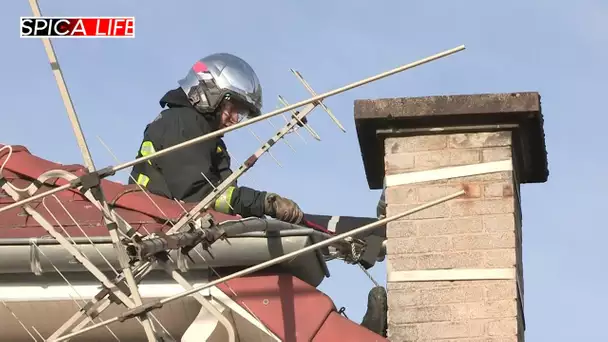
[{"left": 354, "top": 92, "right": 548, "bottom": 342}]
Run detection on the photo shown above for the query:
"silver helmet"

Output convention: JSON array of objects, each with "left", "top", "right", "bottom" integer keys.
[{"left": 178, "top": 53, "right": 263, "bottom": 119}]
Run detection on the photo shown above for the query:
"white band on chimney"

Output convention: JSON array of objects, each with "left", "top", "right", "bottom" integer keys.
[
  {"left": 385, "top": 159, "right": 513, "bottom": 187},
  {"left": 388, "top": 268, "right": 516, "bottom": 282}
]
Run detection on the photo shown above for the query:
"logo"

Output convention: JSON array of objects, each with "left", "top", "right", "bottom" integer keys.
[{"left": 20, "top": 17, "right": 135, "bottom": 38}]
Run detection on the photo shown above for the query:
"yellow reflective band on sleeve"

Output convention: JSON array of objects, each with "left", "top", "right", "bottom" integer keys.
[
  {"left": 140, "top": 141, "right": 156, "bottom": 165},
  {"left": 136, "top": 174, "right": 150, "bottom": 187},
  {"left": 214, "top": 186, "right": 235, "bottom": 214},
  {"left": 216, "top": 146, "right": 223, "bottom": 153}
]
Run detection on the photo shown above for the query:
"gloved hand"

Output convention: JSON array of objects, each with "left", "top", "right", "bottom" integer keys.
[{"left": 264, "top": 192, "right": 304, "bottom": 224}]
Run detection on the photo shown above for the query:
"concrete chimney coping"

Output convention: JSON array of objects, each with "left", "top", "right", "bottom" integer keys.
[{"left": 353, "top": 92, "right": 548, "bottom": 189}]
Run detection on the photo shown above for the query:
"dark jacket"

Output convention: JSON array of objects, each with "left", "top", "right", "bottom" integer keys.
[{"left": 128, "top": 88, "right": 267, "bottom": 218}]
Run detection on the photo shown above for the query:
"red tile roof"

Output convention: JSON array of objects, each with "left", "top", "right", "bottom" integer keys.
[
  {"left": 219, "top": 274, "right": 388, "bottom": 341},
  {"left": 0, "top": 144, "right": 236, "bottom": 239},
  {"left": 0, "top": 144, "right": 388, "bottom": 341}
]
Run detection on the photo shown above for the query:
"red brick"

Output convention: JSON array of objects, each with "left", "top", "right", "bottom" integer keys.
[
  {"left": 485, "top": 249, "right": 517, "bottom": 268},
  {"left": 483, "top": 182, "right": 514, "bottom": 198},
  {"left": 387, "top": 236, "right": 452, "bottom": 254},
  {"left": 417, "top": 251, "right": 487, "bottom": 269},
  {"left": 485, "top": 281, "right": 518, "bottom": 302},
  {"left": 417, "top": 184, "right": 480, "bottom": 202},
  {"left": 448, "top": 132, "right": 512, "bottom": 149},
  {"left": 449, "top": 198, "right": 515, "bottom": 217},
  {"left": 386, "top": 220, "right": 416, "bottom": 238},
  {"left": 385, "top": 135, "right": 448, "bottom": 153},
  {"left": 487, "top": 318, "right": 519, "bottom": 336},
  {"left": 386, "top": 324, "right": 415, "bottom": 342},
  {"left": 386, "top": 185, "right": 417, "bottom": 204},
  {"left": 390, "top": 283, "right": 485, "bottom": 307},
  {"left": 447, "top": 171, "right": 514, "bottom": 183},
  {"left": 465, "top": 300, "right": 518, "bottom": 320},
  {"left": 482, "top": 146, "right": 513, "bottom": 162},
  {"left": 385, "top": 152, "right": 415, "bottom": 174},
  {"left": 387, "top": 203, "right": 450, "bottom": 220},
  {"left": 450, "top": 149, "right": 482, "bottom": 166},
  {"left": 483, "top": 214, "right": 516, "bottom": 232},
  {"left": 403, "top": 320, "right": 486, "bottom": 339},
  {"left": 411, "top": 149, "right": 482, "bottom": 171},
  {"left": 387, "top": 254, "right": 417, "bottom": 272},
  {"left": 412, "top": 150, "right": 451, "bottom": 170},
  {"left": 415, "top": 217, "right": 483, "bottom": 236},
  {"left": 398, "top": 304, "right": 454, "bottom": 323},
  {"left": 397, "top": 300, "right": 517, "bottom": 324},
  {"left": 452, "top": 232, "right": 516, "bottom": 251},
  {"left": 412, "top": 249, "right": 517, "bottom": 270}
]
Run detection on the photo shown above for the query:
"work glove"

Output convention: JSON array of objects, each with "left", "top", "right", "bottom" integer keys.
[{"left": 264, "top": 192, "right": 304, "bottom": 224}]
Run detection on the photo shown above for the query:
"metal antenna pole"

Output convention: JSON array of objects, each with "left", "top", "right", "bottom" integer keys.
[
  {"left": 0, "top": 44, "right": 465, "bottom": 214},
  {"left": 51, "top": 190, "right": 465, "bottom": 341},
  {"left": 278, "top": 95, "right": 321, "bottom": 140},
  {"left": 290, "top": 68, "right": 346, "bottom": 133},
  {"left": 166, "top": 102, "right": 319, "bottom": 234},
  {"left": 27, "top": 0, "right": 94, "bottom": 167},
  {"left": 26, "top": 1, "right": 158, "bottom": 340},
  {"left": 109, "top": 45, "right": 465, "bottom": 173}
]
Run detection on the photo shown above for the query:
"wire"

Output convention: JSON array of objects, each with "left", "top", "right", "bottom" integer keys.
[
  {"left": 358, "top": 264, "right": 381, "bottom": 288},
  {"left": 0, "top": 145, "right": 31, "bottom": 192}
]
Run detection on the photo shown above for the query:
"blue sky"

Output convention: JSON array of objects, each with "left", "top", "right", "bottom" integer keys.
[{"left": 2, "top": 0, "right": 606, "bottom": 340}]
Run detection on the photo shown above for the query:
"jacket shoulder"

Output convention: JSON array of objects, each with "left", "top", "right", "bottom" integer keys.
[
  {"left": 145, "top": 107, "right": 216, "bottom": 149},
  {"left": 148, "top": 107, "right": 210, "bottom": 130}
]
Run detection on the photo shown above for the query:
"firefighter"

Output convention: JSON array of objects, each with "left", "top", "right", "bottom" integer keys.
[{"left": 129, "top": 53, "right": 304, "bottom": 224}]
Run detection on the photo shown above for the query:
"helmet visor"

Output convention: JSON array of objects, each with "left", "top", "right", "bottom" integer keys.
[
  {"left": 225, "top": 89, "right": 261, "bottom": 118},
  {"left": 235, "top": 108, "right": 252, "bottom": 123},
  {"left": 222, "top": 98, "right": 255, "bottom": 124}
]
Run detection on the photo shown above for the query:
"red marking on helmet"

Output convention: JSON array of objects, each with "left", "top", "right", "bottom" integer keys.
[{"left": 192, "top": 61, "right": 208, "bottom": 73}]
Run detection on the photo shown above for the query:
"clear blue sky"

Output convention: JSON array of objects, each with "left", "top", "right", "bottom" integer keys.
[{"left": 2, "top": 0, "right": 606, "bottom": 340}]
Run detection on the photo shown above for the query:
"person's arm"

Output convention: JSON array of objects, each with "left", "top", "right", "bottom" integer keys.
[
  {"left": 226, "top": 186, "right": 267, "bottom": 217},
  {"left": 217, "top": 185, "right": 303, "bottom": 223}
]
